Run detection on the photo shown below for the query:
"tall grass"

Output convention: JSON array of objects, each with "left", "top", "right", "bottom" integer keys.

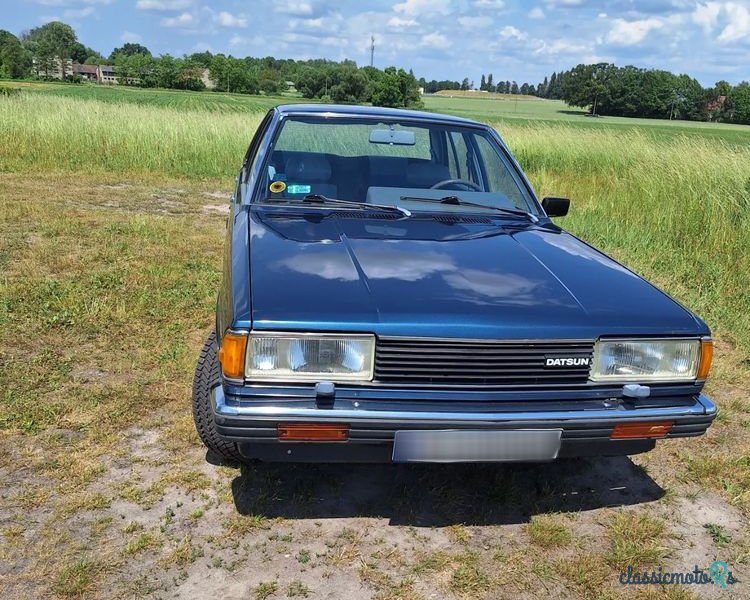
[
  {"left": 1, "top": 93, "right": 749, "bottom": 353},
  {"left": 0, "top": 94, "right": 262, "bottom": 178}
]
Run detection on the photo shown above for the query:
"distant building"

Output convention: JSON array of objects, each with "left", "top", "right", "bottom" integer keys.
[
  {"left": 97, "top": 64, "right": 118, "bottom": 84},
  {"left": 199, "top": 68, "right": 216, "bottom": 90},
  {"left": 32, "top": 57, "right": 72, "bottom": 79},
  {"left": 73, "top": 63, "right": 98, "bottom": 82},
  {"left": 706, "top": 95, "right": 727, "bottom": 112}
]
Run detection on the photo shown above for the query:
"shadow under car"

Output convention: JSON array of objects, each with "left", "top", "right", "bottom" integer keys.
[{"left": 229, "top": 456, "right": 664, "bottom": 527}]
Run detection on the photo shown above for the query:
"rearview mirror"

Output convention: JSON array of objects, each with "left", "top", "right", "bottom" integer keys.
[
  {"left": 541, "top": 197, "right": 570, "bottom": 217},
  {"left": 369, "top": 128, "right": 416, "bottom": 145}
]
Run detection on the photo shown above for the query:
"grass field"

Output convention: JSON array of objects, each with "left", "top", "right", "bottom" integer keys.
[
  {"left": 1, "top": 82, "right": 750, "bottom": 599},
  {"left": 424, "top": 93, "right": 750, "bottom": 145},
  {"left": 7, "top": 80, "right": 293, "bottom": 113}
]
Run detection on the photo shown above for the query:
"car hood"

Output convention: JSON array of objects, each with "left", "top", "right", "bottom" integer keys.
[{"left": 247, "top": 209, "right": 706, "bottom": 339}]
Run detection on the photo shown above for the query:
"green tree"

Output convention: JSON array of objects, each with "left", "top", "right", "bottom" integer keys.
[
  {"left": 487, "top": 73, "right": 494, "bottom": 92},
  {"left": 329, "top": 68, "right": 367, "bottom": 103},
  {"left": 371, "top": 70, "right": 402, "bottom": 107},
  {"left": 714, "top": 80, "right": 732, "bottom": 97},
  {"left": 726, "top": 82, "right": 750, "bottom": 125},
  {"left": 155, "top": 54, "right": 179, "bottom": 88},
  {"left": 561, "top": 63, "right": 616, "bottom": 114},
  {"left": 114, "top": 52, "right": 157, "bottom": 87},
  {"left": 109, "top": 43, "right": 151, "bottom": 60},
  {"left": 0, "top": 30, "right": 31, "bottom": 78},
  {"left": 395, "top": 67, "right": 422, "bottom": 107},
  {"left": 70, "top": 43, "right": 103, "bottom": 64},
  {"left": 210, "top": 54, "right": 259, "bottom": 94},
  {"left": 23, "top": 21, "right": 77, "bottom": 78}
]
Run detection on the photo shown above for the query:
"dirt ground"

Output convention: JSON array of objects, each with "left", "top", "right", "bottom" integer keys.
[{"left": 1, "top": 174, "right": 748, "bottom": 600}]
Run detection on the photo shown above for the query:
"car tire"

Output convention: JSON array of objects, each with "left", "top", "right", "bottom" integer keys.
[{"left": 192, "top": 331, "right": 242, "bottom": 464}]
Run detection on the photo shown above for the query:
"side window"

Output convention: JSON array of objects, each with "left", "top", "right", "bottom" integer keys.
[
  {"left": 243, "top": 110, "right": 274, "bottom": 195},
  {"left": 447, "top": 132, "right": 468, "bottom": 180},
  {"left": 473, "top": 134, "right": 529, "bottom": 209}
]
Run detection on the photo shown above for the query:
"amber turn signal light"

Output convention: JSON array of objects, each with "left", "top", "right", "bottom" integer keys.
[
  {"left": 611, "top": 421, "right": 674, "bottom": 440},
  {"left": 697, "top": 338, "right": 713, "bottom": 380},
  {"left": 218, "top": 331, "right": 247, "bottom": 379},
  {"left": 278, "top": 423, "right": 349, "bottom": 441}
]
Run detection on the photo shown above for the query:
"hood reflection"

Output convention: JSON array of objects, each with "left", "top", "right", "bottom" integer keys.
[
  {"left": 274, "top": 242, "right": 572, "bottom": 308},
  {"left": 275, "top": 248, "right": 456, "bottom": 282}
]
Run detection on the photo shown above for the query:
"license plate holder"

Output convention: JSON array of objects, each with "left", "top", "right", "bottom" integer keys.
[{"left": 392, "top": 429, "right": 562, "bottom": 463}]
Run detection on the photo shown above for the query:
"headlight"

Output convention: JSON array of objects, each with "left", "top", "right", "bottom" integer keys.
[
  {"left": 246, "top": 333, "right": 375, "bottom": 382},
  {"left": 590, "top": 338, "right": 702, "bottom": 382}
]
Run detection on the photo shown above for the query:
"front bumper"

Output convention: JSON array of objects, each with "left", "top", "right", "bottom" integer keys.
[{"left": 213, "top": 386, "right": 717, "bottom": 462}]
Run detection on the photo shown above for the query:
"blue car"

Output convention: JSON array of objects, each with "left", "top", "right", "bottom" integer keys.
[{"left": 192, "top": 104, "right": 715, "bottom": 464}]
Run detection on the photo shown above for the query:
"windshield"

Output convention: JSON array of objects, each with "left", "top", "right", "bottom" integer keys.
[{"left": 255, "top": 116, "right": 538, "bottom": 215}]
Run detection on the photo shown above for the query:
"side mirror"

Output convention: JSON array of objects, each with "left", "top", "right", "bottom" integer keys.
[{"left": 542, "top": 197, "right": 570, "bottom": 217}]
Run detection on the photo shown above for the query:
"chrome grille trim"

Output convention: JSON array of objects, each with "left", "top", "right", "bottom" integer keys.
[{"left": 374, "top": 338, "right": 595, "bottom": 387}]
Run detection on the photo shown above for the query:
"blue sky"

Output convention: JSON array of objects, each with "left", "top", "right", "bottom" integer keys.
[{"left": 6, "top": 0, "right": 750, "bottom": 85}]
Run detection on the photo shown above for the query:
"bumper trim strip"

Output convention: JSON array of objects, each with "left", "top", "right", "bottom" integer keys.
[{"left": 214, "top": 386, "right": 715, "bottom": 425}]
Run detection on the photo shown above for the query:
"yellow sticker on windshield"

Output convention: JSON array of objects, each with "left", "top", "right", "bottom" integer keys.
[{"left": 269, "top": 181, "right": 286, "bottom": 193}]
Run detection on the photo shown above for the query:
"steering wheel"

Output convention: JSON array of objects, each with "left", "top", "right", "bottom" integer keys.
[{"left": 430, "top": 178, "right": 483, "bottom": 192}]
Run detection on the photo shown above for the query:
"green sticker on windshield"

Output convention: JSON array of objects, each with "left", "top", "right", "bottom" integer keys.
[{"left": 287, "top": 184, "right": 311, "bottom": 195}]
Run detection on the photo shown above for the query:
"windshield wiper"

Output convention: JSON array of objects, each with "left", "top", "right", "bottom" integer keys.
[
  {"left": 400, "top": 195, "right": 538, "bottom": 223},
  {"left": 266, "top": 194, "right": 411, "bottom": 218}
]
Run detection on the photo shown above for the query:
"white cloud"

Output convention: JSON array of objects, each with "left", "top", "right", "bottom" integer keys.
[
  {"left": 229, "top": 34, "right": 248, "bottom": 47},
  {"left": 545, "top": 0, "right": 585, "bottom": 6},
  {"left": 161, "top": 12, "right": 194, "bottom": 27},
  {"left": 120, "top": 31, "right": 142, "bottom": 43},
  {"left": 394, "top": 0, "right": 451, "bottom": 17},
  {"left": 692, "top": 2, "right": 721, "bottom": 33},
  {"left": 420, "top": 31, "right": 451, "bottom": 49},
  {"left": 214, "top": 11, "right": 247, "bottom": 27},
  {"left": 528, "top": 7, "right": 545, "bottom": 19},
  {"left": 63, "top": 5, "right": 94, "bottom": 17},
  {"left": 718, "top": 2, "right": 750, "bottom": 42},
  {"left": 136, "top": 0, "right": 191, "bottom": 9},
  {"left": 500, "top": 25, "right": 527, "bottom": 40},
  {"left": 606, "top": 17, "right": 664, "bottom": 45},
  {"left": 473, "top": 0, "right": 505, "bottom": 7},
  {"left": 387, "top": 16, "right": 418, "bottom": 28},
  {"left": 534, "top": 39, "right": 589, "bottom": 55},
  {"left": 33, "top": 0, "right": 111, "bottom": 5},
  {"left": 457, "top": 15, "right": 491, "bottom": 28},
  {"left": 274, "top": 1, "right": 313, "bottom": 16}
]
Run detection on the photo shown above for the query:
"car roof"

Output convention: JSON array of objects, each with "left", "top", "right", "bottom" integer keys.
[{"left": 274, "top": 103, "right": 483, "bottom": 127}]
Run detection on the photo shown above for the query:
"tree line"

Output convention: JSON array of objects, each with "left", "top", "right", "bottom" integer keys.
[
  {"left": 0, "top": 21, "right": 422, "bottom": 109},
  {"left": 418, "top": 64, "right": 750, "bottom": 125},
  {"left": 419, "top": 73, "right": 554, "bottom": 96},
  {"left": 2, "top": 20, "right": 749, "bottom": 123},
  {"left": 552, "top": 63, "right": 750, "bottom": 125}
]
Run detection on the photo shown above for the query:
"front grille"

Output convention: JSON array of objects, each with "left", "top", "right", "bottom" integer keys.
[{"left": 374, "top": 338, "right": 594, "bottom": 387}]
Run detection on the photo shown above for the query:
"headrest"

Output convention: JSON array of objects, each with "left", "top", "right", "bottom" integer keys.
[
  {"left": 285, "top": 154, "right": 332, "bottom": 182},
  {"left": 406, "top": 162, "right": 451, "bottom": 187}
]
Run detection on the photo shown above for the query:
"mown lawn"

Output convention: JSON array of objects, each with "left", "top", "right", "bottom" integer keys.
[{"left": 1, "top": 86, "right": 749, "bottom": 599}]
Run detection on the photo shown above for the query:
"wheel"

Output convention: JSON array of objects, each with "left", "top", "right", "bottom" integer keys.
[{"left": 192, "top": 331, "right": 242, "bottom": 464}]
